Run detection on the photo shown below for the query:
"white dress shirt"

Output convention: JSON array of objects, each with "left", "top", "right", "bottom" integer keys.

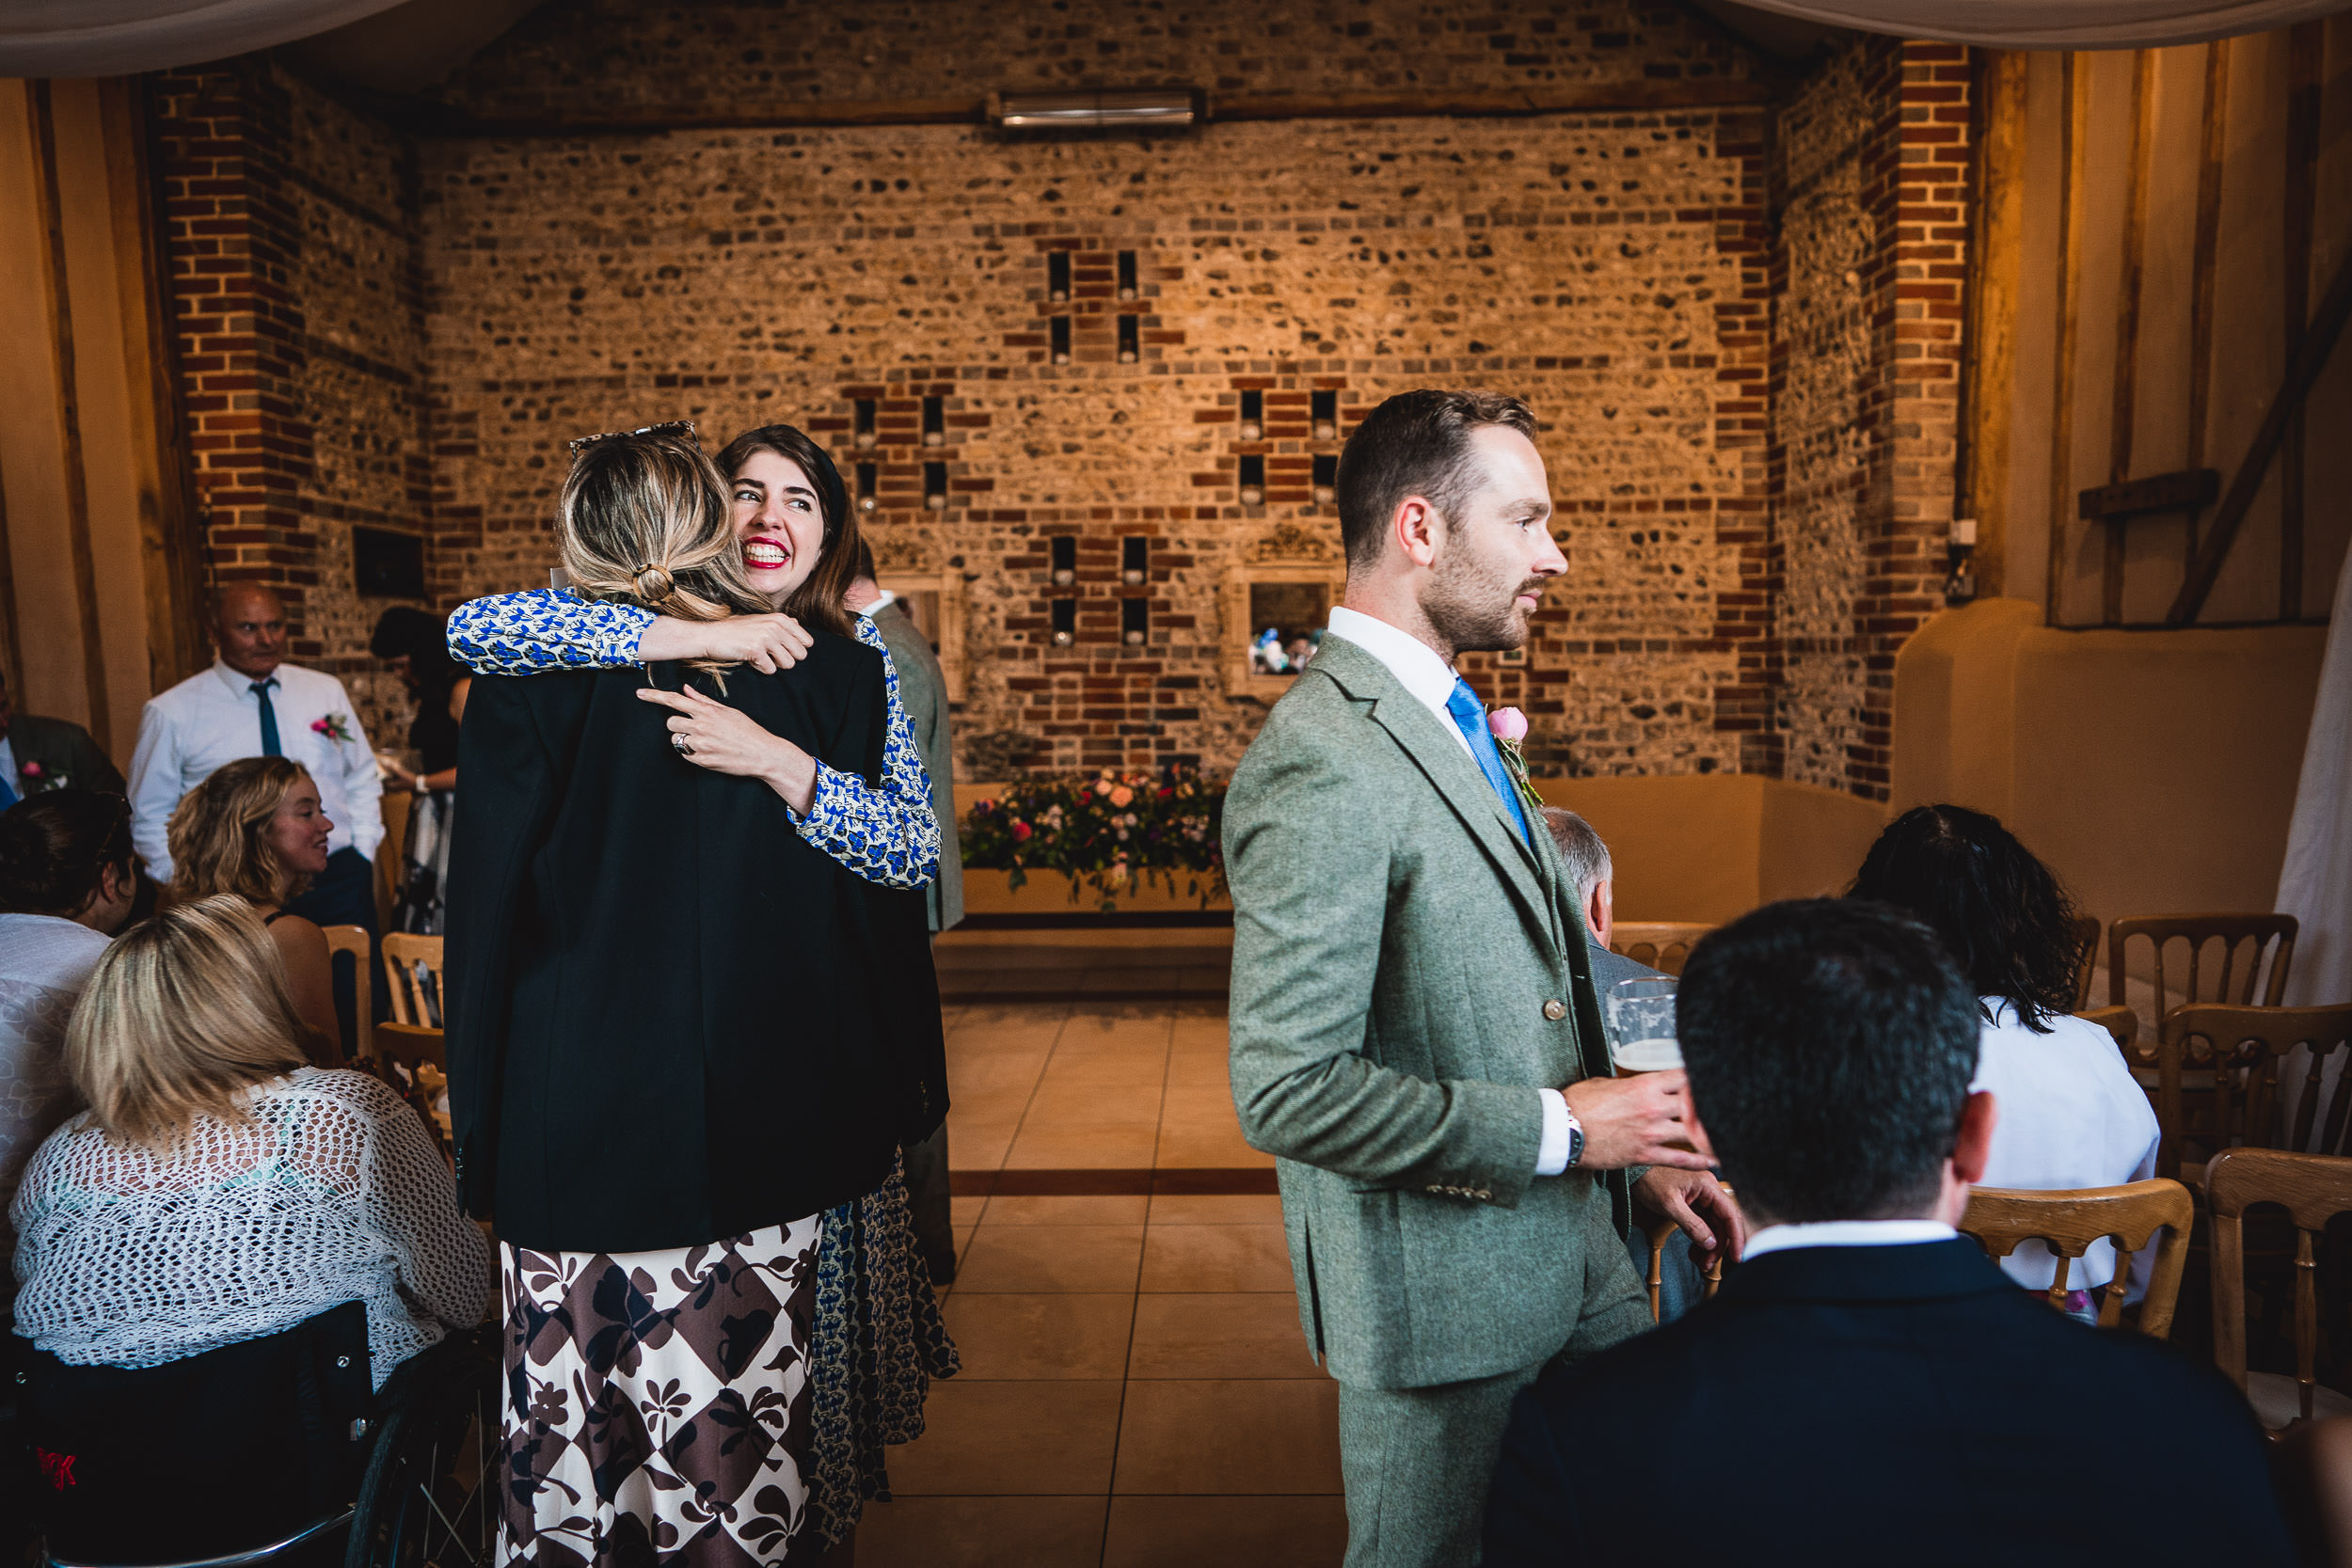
[
  {"left": 1742, "top": 1219, "right": 1960, "bottom": 1260},
  {"left": 1324, "top": 604, "right": 1574, "bottom": 1176},
  {"left": 126, "top": 658, "right": 384, "bottom": 882},
  {"left": 1974, "top": 997, "right": 2162, "bottom": 1292},
  {"left": 0, "top": 911, "right": 111, "bottom": 1310},
  {"left": 0, "top": 735, "right": 16, "bottom": 800},
  {"left": 1327, "top": 606, "right": 1476, "bottom": 762}
]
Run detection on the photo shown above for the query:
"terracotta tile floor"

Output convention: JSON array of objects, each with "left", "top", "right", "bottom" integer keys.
[{"left": 862, "top": 981, "right": 1347, "bottom": 1568}]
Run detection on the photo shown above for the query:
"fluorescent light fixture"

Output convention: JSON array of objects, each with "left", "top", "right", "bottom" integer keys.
[{"left": 993, "top": 89, "right": 1200, "bottom": 130}]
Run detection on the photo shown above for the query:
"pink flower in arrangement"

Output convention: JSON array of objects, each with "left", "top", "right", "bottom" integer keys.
[
  {"left": 1488, "top": 707, "right": 1529, "bottom": 744},
  {"left": 1011, "top": 820, "right": 1033, "bottom": 841},
  {"left": 1109, "top": 786, "right": 1134, "bottom": 807}
]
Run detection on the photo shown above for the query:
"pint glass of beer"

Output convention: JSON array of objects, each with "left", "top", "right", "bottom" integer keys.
[{"left": 1606, "top": 976, "right": 1681, "bottom": 1076}]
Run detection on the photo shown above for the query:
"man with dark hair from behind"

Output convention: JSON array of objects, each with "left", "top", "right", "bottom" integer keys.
[{"left": 1484, "top": 897, "right": 2295, "bottom": 1567}]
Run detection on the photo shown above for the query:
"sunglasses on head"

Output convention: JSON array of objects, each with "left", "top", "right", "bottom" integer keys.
[{"left": 566, "top": 420, "right": 699, "bottom": 456}]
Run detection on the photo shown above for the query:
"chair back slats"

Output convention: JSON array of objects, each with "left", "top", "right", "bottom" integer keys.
[
  {"left": 1609, "top": 922, "right": 1715, "bottom": 978},
  {"left": 2072, "top": 914, "right": 2102, "bottom": 1011},
  {"left": 1641, "top": 1209, "right": 1727, "bottom": 1323},
  {"left": 1959, "top": 1180, "right": 2195, "bottom": 1338},
  {"left": 2156, "top": 1006, "right": 2352, "bottom": 1177},
  {"left": 2109, "top": 914, "right": 2296, "bottom": 1017},
  {"left": 319, "top": 924, "right": 373, "bottom": 1063},
  {"left": 2205, "top": 1148, "right": 2352, "bottom": 1428},
  {"left": 380, "top": 932, "right": 445, "bottom": 1029}
]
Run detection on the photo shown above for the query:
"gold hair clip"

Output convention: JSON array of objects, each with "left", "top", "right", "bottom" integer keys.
[{"left": 566, "top": 419, "right": 699, "bottom": 455}]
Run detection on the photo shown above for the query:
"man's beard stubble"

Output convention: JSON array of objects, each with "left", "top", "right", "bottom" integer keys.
[{"left": 1422, "top": 549, "right": 1545, "bottom": 657}]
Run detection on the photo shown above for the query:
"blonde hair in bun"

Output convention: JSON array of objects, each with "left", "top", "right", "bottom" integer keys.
[{"left": 554, "top": 424, "right": 768, "bottom": 677}]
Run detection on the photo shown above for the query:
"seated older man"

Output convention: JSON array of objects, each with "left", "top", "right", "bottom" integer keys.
[
  {"left": 1485, "top": 897, "right": 2294, "bottom": 1567},
  {"left": 1539, "top": 806, "right": 1703, "bottom": 1323}
]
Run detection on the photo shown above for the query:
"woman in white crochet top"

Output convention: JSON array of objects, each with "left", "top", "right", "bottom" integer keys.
[{"left": 10, "top": 895, "right": 492, "bottom": 1390}]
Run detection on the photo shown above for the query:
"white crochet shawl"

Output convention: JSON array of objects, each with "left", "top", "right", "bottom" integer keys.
[{"left": 10, "top": 1067, "right": 492, "bottom": 1389}]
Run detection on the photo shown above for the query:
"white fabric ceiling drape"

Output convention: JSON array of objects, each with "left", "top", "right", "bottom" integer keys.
[
  {"left": 2279, "top": 551, "right": 2352, "bottom": 1013},
  {"left": 0, "top": 1, "right": 409, "bottom": 79},
  {"left": 2277, "top": 550, "right": 2350, "bottom": 1151},
  {"left": 6, "top": 0, "right": 2348, "bottom": 78},
  {"left": 1695, "top": 0, "right": 2345, "bottom": 48}
]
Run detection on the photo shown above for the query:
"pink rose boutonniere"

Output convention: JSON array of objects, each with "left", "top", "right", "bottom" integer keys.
[
  {"left": 18, "top": 760, "right": 67, "bottom": 794},
  {"left": 1487, "top": 706, "right": 1546, "bottom": 816},
  {"left": 311, "top": 714, "right": 356, "bottom": 744}
]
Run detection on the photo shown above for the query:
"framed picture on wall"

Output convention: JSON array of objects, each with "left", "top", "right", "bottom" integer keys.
[
  {"left": 1222, "top": 562, "right": 1346, "bottom": 702},
  {"left": 875, "top": 569, "right": 968, "bottom": 703}
]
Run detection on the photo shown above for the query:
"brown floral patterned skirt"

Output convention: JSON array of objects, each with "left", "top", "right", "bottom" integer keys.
[{"left": 499, "top": 1218, "right": 823, "bottom": 1566}]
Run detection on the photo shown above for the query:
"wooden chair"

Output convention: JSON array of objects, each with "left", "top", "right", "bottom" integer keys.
[
  {"left": 318, "top": 925, "right": 373, "bottom": 1063},
  {"left": 2070, "top": 913, "right": 2102, "bottom": 1010},
  {"left": 2109, "top": 913, "right": 2296, "bottom": 1015},
  {"left": 1959, "top": 1180, "right": 2194, "bottom": 1338},
  {"left": 1640, "top": 1204, "right": 1729, "bottom": 1323},
  {"left": 2077, "top": 1006, "right": 2138, "bottom": 1056},
  {"left": 2206, "top": 1147, "right": 2352, "bottom": 1430},
  {"left": 372, "top": 1022, "right": 453, "bottom": 1153},
  {"left": 2151, "top": 1006, "right": 2352, "bottom": 1180},
  {"left": 381, "top": 932, "right": 445, "bottom": 1029},
  {"left": 1610, "top": 922, "right": 1714, "bottom": 977}
]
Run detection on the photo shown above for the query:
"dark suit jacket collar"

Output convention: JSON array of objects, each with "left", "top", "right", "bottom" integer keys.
[
  {"left": 1308, "top": 634, "right": 1560, "bottom": 945},
  {"left": 1717, "top": 1237, "right": 2014, "bottom": 1306}
]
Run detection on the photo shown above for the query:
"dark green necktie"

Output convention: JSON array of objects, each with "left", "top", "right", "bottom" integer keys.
[{"left": 250, "top": 680, "right": 281, "bottom": 756}]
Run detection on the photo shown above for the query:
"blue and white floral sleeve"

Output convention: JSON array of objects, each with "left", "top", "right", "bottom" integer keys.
[
  {"left": 444, "top": 589, "right": 940, "bottom": 890},
  {"left": 445, "top": 588, "right": 652, "bottom": 675},
  {"left": 801, "top": 617, "right": 940, "bottom": 891}
]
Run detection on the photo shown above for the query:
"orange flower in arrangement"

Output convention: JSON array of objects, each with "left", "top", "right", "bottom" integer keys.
[{"left": 1109, "top": 785, "right": 1134, "bottom": 807}]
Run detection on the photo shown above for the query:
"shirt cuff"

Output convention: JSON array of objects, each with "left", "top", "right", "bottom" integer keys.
[
  {"left": 593, "top": 601, "right": 658, "bottom": 668},
  {"left": 1534, "top": 1087, "right": 1573, "bottom": 1177}
]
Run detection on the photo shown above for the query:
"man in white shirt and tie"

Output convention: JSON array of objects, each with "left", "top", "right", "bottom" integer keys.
[{"left": 127, "top": 583, "right": 385, "bottom": 936}]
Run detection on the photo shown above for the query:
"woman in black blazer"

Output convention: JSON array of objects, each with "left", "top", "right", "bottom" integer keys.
[{"left": 446, "top": 425, "right": 904, "bottom": 1565}]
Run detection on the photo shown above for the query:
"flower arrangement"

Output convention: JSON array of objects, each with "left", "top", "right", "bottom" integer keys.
[{"left": 962, "top": 765, "right": 1227, "bottom": 911}]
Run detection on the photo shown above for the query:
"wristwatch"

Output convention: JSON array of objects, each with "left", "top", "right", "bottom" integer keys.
[{"left": 1562, "top": 1098, "right": 1586, "bottom": 1169}]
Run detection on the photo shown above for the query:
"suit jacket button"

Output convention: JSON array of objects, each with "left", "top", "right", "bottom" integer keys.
[{"left": 1543, "top": 1000, "right": 1566, "bottom": 1022}]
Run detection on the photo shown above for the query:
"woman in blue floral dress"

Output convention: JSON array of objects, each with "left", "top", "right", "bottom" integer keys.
[{"left": 449, "top": 422, "right": 957, "bottom": 1559}]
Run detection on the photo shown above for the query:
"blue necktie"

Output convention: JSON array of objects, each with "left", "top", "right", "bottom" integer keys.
[
  {"left": 251, "top": 680, "right": 281, "bottom": 757},
  {"left": 0, "top": 768, "right": 16, "bottom": 809},
  {"left": 1445, "top": 676, "right": 1530, "bottom": 844}
]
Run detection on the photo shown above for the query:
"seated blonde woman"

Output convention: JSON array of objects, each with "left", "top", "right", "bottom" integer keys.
[
  {"left": 9, "top": 895, "right": 490, "bottom": 1390},
  {"left": 166, "top": 756, "right": 342, "bottom": 1057}
]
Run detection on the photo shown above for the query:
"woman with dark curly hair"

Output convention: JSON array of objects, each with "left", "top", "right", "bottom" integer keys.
[{"left": 1850, "top": 804, "right": 2158, "bottom": 1312}]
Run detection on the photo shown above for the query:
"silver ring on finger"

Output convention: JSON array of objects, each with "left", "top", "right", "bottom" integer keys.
[{"left": 673, "top": 734, "right": 694, "bottom": 756}]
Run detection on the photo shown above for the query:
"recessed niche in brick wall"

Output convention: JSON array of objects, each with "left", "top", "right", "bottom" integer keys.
[{"left": 1009, "top": 238, "right": 1185, "bottom": 367}]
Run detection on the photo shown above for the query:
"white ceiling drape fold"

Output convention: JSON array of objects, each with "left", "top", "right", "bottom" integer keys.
[
  {"left": 4, "top": 0, "right": 2346, "bottom": 80},
  {"left": 0, "top": 0, "right": 411, "bottom": 79},
  {"left": 1695, "top": 0, "right": 2344, "bottom": 48}
]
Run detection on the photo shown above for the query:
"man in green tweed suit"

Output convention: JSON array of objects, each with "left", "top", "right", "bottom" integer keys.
[{"left": 1224, "top": 390, "right": 1744, "bottom": 1567}]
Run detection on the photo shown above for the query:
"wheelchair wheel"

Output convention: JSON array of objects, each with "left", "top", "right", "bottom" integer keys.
[{"left": 345, "top": 1324, "right": 499, "bottom": 1568}]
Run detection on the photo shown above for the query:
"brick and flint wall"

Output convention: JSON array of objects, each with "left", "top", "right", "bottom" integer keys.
[{"left": 143, "top": 4, "right": 1968, "bottom": 792}]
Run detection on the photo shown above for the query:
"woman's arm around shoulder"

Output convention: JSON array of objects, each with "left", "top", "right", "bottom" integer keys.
[
  {"left": 445, "top": 588, "right": 656, "bottom": 676},
  {"left": 446, "top": 588, "right": 816, "bottom": 677},
  {"left": 346, "top": 1070, "right": 494, "bottom": 1329}
]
